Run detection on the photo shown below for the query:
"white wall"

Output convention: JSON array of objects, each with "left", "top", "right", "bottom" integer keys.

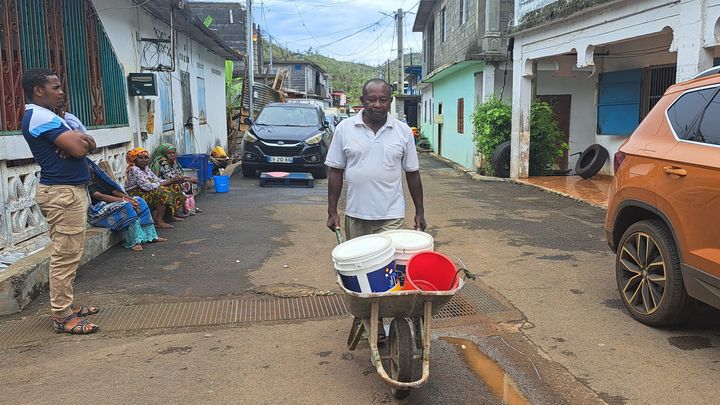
[
  {"left": 93, "top": 0, "right": 228, "bottom": 156},
  {"left": 536, "top": 69, "right": 598, "bottom": 171}
]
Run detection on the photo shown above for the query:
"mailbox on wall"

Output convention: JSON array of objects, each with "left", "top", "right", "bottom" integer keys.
[{"left": 127, "top": 73, "right": 157, "bottom": 96}]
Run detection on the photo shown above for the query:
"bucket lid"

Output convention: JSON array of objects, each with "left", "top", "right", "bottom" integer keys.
[
  {"left": 381, "top": 230, "right": 434, "bottom": 253},
  {"left": 332, "top": 234, "right": 393, "bottom": 263}
]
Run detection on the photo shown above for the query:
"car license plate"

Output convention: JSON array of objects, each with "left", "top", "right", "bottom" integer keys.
[{"left": 268, "top": 156, "right": 293, "bottom": 163}]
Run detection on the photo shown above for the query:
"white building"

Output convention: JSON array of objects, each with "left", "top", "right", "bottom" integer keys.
[
  {"left": 509, "top": 0, "right": 720, "bottom": 178},
  {"left": 0, "top": 0, "right": 235, "bottom": 251}
]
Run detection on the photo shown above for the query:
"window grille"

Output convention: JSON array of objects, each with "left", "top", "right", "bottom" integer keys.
[
  {"left": 0, "top": 0, "right": 128, "bottom": 132},
  {"left": 641, "top": 65, "right": 676, "bottom": 118}
]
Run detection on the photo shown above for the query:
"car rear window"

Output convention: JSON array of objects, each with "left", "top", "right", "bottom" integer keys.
[
  {"left": 666, "top": 87, "right": 717, "bottom": 139},
  {"left": 696, "top": 93, "right": 720, "bottom": 145},
  {"left": 256, "top": 106, "right": 320, "bottom": 127}
]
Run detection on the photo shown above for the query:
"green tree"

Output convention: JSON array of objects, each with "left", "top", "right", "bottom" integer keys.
[{"left": 472, "top": 96, "right": 567, "bottom": 175}]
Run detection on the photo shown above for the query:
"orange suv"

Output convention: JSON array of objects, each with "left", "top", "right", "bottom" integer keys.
[{"left": 606, "top": 68, "right": 720, "bottom": 326}]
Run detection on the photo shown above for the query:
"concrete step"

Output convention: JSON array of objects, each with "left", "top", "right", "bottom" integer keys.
[{"left": 0, "top": 227, "right": 120, "bottom": 316}]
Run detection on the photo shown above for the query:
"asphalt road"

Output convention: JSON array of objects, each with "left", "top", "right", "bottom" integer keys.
[{"left": 2, "top": 153, "right": 719, "bottom": 404}]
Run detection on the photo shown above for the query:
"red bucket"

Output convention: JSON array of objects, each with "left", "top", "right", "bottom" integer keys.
[{"left": 404, "top": 252, "right": 459, "bottom": 291}]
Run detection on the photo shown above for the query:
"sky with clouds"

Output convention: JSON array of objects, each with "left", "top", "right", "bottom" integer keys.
[{"left": 192, "top": 0, "right": 423, "bottom": 66}]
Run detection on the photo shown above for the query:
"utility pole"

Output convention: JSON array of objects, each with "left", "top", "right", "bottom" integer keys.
[
  {"left": 386, "top": 59, "right": 390, "bottom": 81},
  {"left": 397, "top": 8, "right": 404, "bottom": 95},
  {"left": 246, "top": 0, "right": 254, "bottom": 118},
  {"left": 268, "top": 34, "right": 273, "bottom": 72}
]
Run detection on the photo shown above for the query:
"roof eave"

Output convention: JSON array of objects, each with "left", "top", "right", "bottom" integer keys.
[
  {"left": 412, "top": 0, "right": 435, "bottom": 32},
  {"left": 139, "top": 0, "right": 239, "bottom": 60}
]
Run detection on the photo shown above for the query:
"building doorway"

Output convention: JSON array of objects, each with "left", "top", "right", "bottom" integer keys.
[
  {"left": 437, "top": 102, "right": 443, "bottom": 156},
  {"left": 538, "top": 94, "right": 571, "bottom": 171}
]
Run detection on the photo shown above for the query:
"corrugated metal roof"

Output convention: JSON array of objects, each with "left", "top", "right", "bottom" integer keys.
[{"left": 138, "top": 0, "right": 239, "bottom": 59}]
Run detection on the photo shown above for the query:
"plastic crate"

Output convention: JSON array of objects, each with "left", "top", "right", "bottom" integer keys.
[{"left": 177, "top": 154, "right": 211, "bottom": 184}]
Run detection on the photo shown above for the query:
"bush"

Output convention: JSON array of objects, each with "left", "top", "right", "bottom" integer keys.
[{"left": 471, "top": 96, "right": 567, "bottom": 176}]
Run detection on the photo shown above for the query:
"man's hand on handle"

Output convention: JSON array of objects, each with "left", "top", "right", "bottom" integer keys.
[{"left": 327, "top": 212, "right": 341, "bottom": 232}]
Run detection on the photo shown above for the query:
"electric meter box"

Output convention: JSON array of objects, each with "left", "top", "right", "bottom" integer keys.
[{"left": 127, "top": 73, "right": 157, "bottom": 96}]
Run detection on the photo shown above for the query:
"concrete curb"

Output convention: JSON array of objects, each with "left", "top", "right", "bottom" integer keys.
[
  {"left": 0, "top": 227, "right": 120, "bottom": 316},
  {"left": 425, "top": 152, "right": 608, "bottom": 209}
]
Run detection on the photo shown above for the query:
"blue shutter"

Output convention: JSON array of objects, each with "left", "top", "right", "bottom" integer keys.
[{"left": 597, "top": 69, "right": 641, "bottom": 135}]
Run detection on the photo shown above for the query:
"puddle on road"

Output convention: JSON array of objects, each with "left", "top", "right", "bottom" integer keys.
[{"left": 442, "top": 337, "right": 530, "bottom": 405}]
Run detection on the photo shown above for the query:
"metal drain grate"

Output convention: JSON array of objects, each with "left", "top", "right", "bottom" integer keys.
[
  {"left": 434, "top": 283, "right": 509, "bottom": 318},
  {"left": 434, "top": 294, "right": 478, "bottom": 319},
  {"left": 459, "top": 282, "right": 510, "bottom": 314},
  {"left": 0, "top": 295, "right": 348, "bottom": 348},
  {"left": 0, "top": 282, "right": 509, "bottom": 348}
]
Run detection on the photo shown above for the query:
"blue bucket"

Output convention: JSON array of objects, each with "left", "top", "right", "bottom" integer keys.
[{"left": 213, "top": 175, "right": 229, "bottom": 193}]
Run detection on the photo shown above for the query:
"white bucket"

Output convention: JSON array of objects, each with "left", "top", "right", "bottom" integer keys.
[
  {"left": 381, "top": 230, "right": 434, "bottom": 274},
  {"left": 332, "top": 234, "right": 398, "bottom": 293}
]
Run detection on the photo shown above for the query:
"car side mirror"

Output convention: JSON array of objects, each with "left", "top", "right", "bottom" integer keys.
[{"left": 244, "top": 117, "right": 253, "bottom": 125}]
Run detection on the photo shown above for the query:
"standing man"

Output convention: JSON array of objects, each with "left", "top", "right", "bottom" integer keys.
[
  {"left": 326, "top": 78, "right": 426, "bottom": 239},
  {"left": 21, "top": 68, "right": 100, "bottom": 334}
]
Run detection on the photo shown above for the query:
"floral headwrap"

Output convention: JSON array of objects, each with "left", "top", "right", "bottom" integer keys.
[{"left": 125, "top": 147, "right": 149, "bottom": 175}]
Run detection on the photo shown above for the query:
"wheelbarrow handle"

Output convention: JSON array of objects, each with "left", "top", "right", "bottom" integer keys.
[{"left": 335, "top": 228, "right": 345, "bottom": 245}]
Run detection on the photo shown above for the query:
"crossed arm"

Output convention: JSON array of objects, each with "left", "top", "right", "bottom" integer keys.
[{"left": 54, "top": 130, "right": 96, "bottom": 158}]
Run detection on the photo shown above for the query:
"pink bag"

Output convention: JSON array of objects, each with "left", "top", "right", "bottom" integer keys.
[{"left": 184, "top": 194, "right": 196, "bottom": 213}]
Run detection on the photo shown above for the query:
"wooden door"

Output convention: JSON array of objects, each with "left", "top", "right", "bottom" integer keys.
[{"left": 538, "top": 95, "right": 571, "bottom": 171}]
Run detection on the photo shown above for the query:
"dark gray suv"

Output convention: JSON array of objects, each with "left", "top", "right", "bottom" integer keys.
[{"left": 240, "top": 103, "right": 332, "bottom": 178}]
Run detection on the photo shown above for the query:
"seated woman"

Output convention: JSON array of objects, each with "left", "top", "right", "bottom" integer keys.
[
  {"left": 87, "top": 160, "right": 165, "bottom": 251},
  {"left": 124, "top": 147, "right": 186, "bottom": 229},
  {"left": 151, "top": 143, "right": 201, "bottom": 215}
]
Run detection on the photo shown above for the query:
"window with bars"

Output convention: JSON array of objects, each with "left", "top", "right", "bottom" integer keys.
[
  {"left": 0, "top": 0, "right": 128, "bottom": 133},
  {"left": 457, "top": 98, "right": 464, "bottom": 134},
  {"left": 460, "top": 0, "right": 468, "bottom": 25},
  {"left": 641, "top": 65, "right": 676, "bottom": 119}
]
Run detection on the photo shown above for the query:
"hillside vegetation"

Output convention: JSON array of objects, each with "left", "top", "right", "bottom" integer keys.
[{"left": 262, "top": 41, "right": 421, "bottom": 103}]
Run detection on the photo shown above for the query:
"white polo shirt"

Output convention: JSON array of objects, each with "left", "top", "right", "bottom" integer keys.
[{"left": 325, "top": 111, "right": 420, "bottom": 220}]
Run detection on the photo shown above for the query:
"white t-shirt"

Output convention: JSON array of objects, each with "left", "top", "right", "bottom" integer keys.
[{"left": 325, "top": 111, "right": 420, "bottom": 220}]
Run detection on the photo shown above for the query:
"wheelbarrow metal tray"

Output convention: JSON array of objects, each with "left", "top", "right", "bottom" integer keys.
[{"left": 337, "top": 277, "right": 464, "bottom": 319}]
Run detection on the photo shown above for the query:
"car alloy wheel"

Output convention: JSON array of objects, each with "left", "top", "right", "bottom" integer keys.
[
  {"left": 618, "top": 230, "right": 667, "bottom": 315},
  {"left": 615, "top": 219, "right": 693, "bottom": 326}
]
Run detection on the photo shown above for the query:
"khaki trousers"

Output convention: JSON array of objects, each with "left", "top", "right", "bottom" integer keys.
[
  {"left": 344, "top": 216, "right": 405, "bottom": 240},
  {"left": 36, "top": 184, "right": 89, "bottom": 319}
]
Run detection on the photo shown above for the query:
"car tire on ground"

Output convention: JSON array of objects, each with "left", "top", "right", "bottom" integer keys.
[
  {"left": 575, "top": 144, "right": 609, "bottom": 179},
  {"left": 241, "top": 164, "right": 256, "bottom": 178},
  {"left": 615, "top": 219, "right": 694, "bottom": 326},
  {"left": 491, "top": 141, "right": 511, "bottom": 178},
  {"left": 313, "top": 166, "right": 327, "bottom": 179}
]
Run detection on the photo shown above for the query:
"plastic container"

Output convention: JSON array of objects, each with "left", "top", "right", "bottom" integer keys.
[
  {"left": 381, "top": 230, "right": 434, "bottom": 277},
  {"left": 332, "top": 234, "right": 398, "bottom": 293},
  {"left": 177, "top": 154, "right": 211, "bottom": 184},
  {"left": 213, "top": 175, "right": 229, "bottom": 193},
  {"left": 404, "top": 252, "right": 459, "bottom": 291}
]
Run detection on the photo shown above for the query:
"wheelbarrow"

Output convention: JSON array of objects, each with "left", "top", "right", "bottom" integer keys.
[
  {"left": 335, "top": 230, "right": 465, "bottom": 399},
  {"left": 339, "top": 277, "right": 464, "bottom": 399}
]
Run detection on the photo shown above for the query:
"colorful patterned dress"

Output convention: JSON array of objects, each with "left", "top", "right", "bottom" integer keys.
[{"left": 124, "top": 166, "right": 185, "bottom": 216}]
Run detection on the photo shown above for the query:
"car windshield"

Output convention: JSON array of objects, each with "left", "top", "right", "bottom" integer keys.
[{"left": 256, "top": 106, "right": 320, "bottom": 127}]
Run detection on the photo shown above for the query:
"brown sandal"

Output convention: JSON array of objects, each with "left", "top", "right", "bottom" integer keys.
[
  {"left": 72, "top": 304, "right": 99, "bottom": 317},
  {"left": 53, "top": 315, "right": 99, "bottom": 334}
]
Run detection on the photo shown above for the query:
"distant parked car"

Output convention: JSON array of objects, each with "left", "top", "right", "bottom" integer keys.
[
  {"left": 605, "top": 68, "right": 720, "bottom": 326},
  {"left": 240, "top": 103, "right": 332, "bottom": 179}
]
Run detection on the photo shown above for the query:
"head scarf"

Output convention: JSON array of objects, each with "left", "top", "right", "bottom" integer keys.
[
  {"left": 150, "top": 143, "right": 182, "bottom": 176},
  {"left": 125, "top": 147, "right": 149, "bottom": 176}
]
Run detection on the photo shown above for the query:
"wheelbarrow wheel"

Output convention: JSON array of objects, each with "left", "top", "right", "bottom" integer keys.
[{"left": 389, "top": 317, "right": 414, "bottom": 399}]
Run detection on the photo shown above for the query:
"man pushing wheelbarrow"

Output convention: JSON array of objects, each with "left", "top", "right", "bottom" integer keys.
[{"left": 326, "top": 79, "right": 467, "bottom": 399}]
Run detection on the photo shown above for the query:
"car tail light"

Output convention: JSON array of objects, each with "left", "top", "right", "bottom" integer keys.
[{"left": 613, "top": 151, "right": 625, "bottom": 173}]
